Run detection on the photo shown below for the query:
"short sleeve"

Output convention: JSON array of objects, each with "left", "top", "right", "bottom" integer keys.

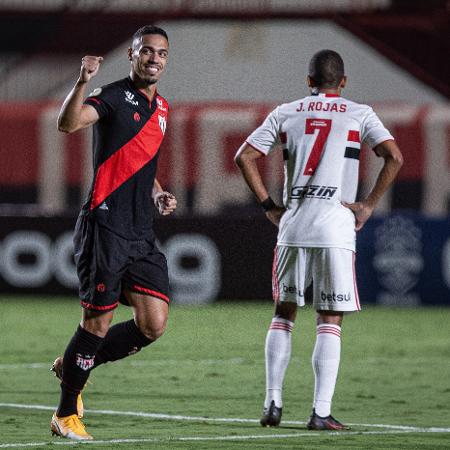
[
  {"left": 83, "top": 85, "right": 117, "bottom": 120},
  {"left": 361, "top": 107, "right": 394, "bottom": 150},
  {"left": 246, "top": 107, "right": 281, "bottom": 155}
]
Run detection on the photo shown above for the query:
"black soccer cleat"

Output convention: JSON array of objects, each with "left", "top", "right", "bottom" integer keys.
[
  {"left": 260, "top": 400, "right": 282, "bottom": 427},
  {"left": 306, "top": 409, "right": 349, "bottom": 430}
]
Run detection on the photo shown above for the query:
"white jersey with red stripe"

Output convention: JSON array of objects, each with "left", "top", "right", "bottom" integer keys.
[{"left": 246, "top": 93, "right": 394, "bottom": 251}]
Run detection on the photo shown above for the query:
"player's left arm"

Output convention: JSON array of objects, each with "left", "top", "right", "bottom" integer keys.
[
  {"left": 343, "top": 139, "right": 403, "bottom": 231},
  {"left": 152, "top": 178, "right": 177, "bottom": 216}
]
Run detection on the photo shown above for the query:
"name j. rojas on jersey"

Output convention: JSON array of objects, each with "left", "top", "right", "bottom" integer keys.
[{"left": 290, "top": 185, "right": 337, "bottom": 200}]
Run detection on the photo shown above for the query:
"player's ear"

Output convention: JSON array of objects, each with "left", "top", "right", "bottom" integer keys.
[
  {"left": 340, "top": 76, "right": 347, "bottom": 89},
  {"left": 307, "top": 76, "right": 314, "bottom": 88},
  {"left": 127, "top": 47, "right": 133, "bottom": 61}
]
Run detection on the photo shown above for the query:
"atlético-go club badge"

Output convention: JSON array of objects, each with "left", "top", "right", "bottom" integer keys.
[{"left": 88, "top": 87, "right": 102, "bottom": 97}]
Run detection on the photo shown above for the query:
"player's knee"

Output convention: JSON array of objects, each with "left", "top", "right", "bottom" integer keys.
[
  {"left": 137, "top": 319, "right": 167, "bottom": 341},
  {"left": 82, "top": 310, "right": 114, "bottom": 337},
  {"left": 317, "top": 310, "right": 343, "bottom": 326},
  {"left": 83, "top": 321, "right": 110, "bottom": 337},
  {"left": 275, "top": 303, "right": 297, "bottom": 322}
]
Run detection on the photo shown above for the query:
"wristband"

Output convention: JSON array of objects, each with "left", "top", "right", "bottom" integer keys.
[{"left": 260, "top": 196, "right": 276, "bottom": 212}]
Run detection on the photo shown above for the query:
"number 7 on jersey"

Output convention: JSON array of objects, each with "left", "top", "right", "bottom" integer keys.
[{"left": 303, "top": 118, "right": 332, "bottom": 176}]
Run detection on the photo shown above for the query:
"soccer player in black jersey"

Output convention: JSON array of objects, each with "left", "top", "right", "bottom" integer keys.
[{"left": 50, "top": 25, "right": 177, "bottom": 441}]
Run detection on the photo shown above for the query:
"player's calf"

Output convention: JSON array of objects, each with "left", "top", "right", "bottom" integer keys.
[{"left": 51, "top": 357, "right": 85, "bottom": 419}]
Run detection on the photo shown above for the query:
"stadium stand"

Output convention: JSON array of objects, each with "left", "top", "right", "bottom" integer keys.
[{"left": 0, "top": 0, "right": 448, "bottom": 100}]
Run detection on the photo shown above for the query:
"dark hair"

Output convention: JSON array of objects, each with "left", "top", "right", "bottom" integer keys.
[
  {"left": 308, "top": 50, "right": 344, "bottom": 88},
  {"left": 132, "top": 25, "right": 169, "bottom": 45}
]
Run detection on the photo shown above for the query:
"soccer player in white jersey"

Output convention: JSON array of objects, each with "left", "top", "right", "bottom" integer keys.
[{"left": 235, "top": 50, "right": 403, "bottom": 430}]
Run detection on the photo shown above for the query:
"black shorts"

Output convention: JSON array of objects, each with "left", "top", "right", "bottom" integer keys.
[{"left": 73, "top": 212, "right": 169, "bottom": 311}]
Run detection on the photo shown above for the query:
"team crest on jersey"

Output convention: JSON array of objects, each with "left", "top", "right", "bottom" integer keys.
[
  {"left": 88, "top": 87, "right": 102, "bottom": 97},
  {"left": 156, "top": 97, "right": 167, "bottom": 112},
  {"left": 124, "top": 90, "right": 139, "bottom": 106},
  {"left": 158, "top": 114, "right": 167, "bottom": 134}
]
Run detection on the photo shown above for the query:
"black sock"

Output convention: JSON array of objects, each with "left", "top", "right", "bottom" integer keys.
[
  {"left": 94, "top": 319, "right": 153, "bottom": 368},
  {"left": 57, "top": 325, "right": 104, "bottom": 417}
]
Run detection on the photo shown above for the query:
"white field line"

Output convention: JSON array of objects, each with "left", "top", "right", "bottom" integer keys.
[
  {"left": 0, "top": 363, "right": 49, "bottom": 370},
  {"left": 0, "top": 358, "right": 259, "bottom": 370},
  {"left": 0, "top": 356, "right": 431, "bottom": 371},
  {"left": 1, "top": 402, "right": 450, "bottom": 434},
  {"left": 0, "top": 429, "right": 448, "bottom": 448}
]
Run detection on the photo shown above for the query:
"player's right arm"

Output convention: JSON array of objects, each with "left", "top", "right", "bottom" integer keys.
[
  {"left": 235, "top": 144, "right": 285, "bottom": 227},
  {"left": 57, "top": 56, "right": 103, "bottom": 133}
]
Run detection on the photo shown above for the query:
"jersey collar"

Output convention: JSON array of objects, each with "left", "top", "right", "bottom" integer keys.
[
  {"left": 126, "top": 76, "right": 158, "bottom": 110},
  {"left": 311, "top": 92, "right": 340, "bottom": 98}
]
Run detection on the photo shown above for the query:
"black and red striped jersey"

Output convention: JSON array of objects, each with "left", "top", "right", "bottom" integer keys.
[{"left": 83, "top": 77, "right": 169, "bottom": 240}]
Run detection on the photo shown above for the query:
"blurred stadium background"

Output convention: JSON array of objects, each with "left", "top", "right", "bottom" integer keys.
[{"left": 0, "top": 0, "right": 449, "bottom": 306}]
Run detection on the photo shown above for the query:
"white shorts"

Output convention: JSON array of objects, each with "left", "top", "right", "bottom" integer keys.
[{"left": 272, "top": 246, "right": 361, "bottom": 312}]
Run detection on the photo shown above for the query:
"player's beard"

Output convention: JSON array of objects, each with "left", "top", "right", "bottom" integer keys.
[
  {"left": 135, "top": 63, "right": 160, "bottom": 85},
  {"left": 142, "top": 77, "right": 158, "bottom": 86},
  {"left": 137, "top": 68, "right": 158, "bottom": 85}
]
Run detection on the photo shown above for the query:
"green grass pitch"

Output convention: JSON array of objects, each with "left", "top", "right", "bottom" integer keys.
[{"left": 1, "top": 296, "right": 449, "bottom": 449}]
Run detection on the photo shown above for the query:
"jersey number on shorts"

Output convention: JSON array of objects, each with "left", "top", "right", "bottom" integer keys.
[{"left": 303, "top": 118, "right": 332, "bottom": 176}]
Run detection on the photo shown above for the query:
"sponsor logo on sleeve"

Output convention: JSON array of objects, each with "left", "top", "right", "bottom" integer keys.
[{"left": 88, "top": 87, "right": 102, "bottom": 97}]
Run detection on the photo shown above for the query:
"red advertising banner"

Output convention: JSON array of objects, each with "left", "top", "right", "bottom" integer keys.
[{"left": 0, "top": 102, "right": 449, "bottom": 216}]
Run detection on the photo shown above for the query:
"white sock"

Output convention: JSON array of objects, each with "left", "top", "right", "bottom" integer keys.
[
  {"left": 312, "top": 323, "right": 341, "bottom": 417},
  {"left": 264, "top": 317, "right": 294, "bottom": 408}
]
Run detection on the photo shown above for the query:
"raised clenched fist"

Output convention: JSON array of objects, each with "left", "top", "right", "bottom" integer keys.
[{"left": 79, "top": 56, "right": 104, "bottom": 83}]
